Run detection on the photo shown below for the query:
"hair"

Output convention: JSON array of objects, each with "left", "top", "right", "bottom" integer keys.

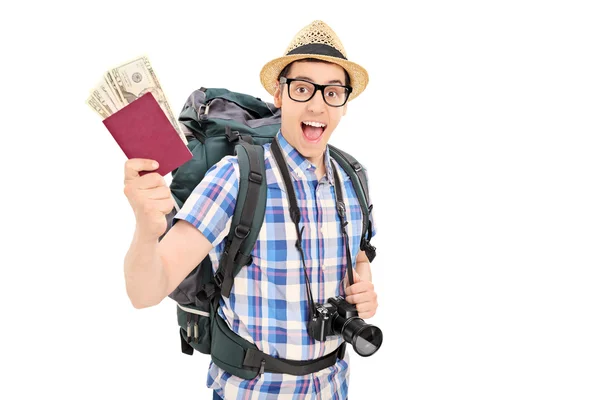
[{"left": 277, "top": 58, "right": 351, "bottom": 87}]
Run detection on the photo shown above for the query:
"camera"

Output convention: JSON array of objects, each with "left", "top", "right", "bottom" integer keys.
[{"left": 307, "top": 296, "right": 383, "bottom": 357}]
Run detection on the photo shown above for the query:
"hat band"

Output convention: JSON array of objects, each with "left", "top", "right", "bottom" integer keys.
[{"left": 286, "top": 44, "right": 347, "bottom": 60}]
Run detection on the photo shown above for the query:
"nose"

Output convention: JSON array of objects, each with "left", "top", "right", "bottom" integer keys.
[{"left": 307, "top": 89, "right": 326, "bottom": 114}]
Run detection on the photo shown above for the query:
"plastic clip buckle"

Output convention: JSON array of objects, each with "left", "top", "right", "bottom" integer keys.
[
  {"left": 214, "top": 271, "right": 224, "bottom": 288},
  {"left": 249, "top": 171, "right": 263, "bottom": 184}
]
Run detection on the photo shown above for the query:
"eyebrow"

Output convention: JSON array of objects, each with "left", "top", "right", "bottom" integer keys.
[{"left": 292, "top": 76, "right": 345, "bottom": 85}]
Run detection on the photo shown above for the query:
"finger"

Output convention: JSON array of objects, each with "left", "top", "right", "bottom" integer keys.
[
  {"left": 124, "top": 159, "right": 159, "bottom": 180},
  {"left": 143, "top": 186, "right": 172, "bottom": 200},
  {"left": 136, "top": 172, "right": 166, "bottom": 190},
  {"left": 346, "top": 291, "right": 376, "bottom": 305},
  {"left": 345, "top": 281, "right": 373, "bottom": 296},
  {"left": 344, "top": 269, "right": 360, "bottom": 289},
  {"left": 157, "top": 197, "right": 176, "bottom": 214},
  {"left": 358, "top": 309, "right": 376, "bottom": 320},
  {"left": 355, "top": 301, "right": 377, "bottom": 315}
]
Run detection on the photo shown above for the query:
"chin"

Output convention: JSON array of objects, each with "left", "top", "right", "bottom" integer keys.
[{"left": 300, "top": 139, "right": 327, "bottom": 156}]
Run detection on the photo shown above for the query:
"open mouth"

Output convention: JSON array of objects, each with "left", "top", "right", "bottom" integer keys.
[{"left": 301, "top": 121, "right": 327, "bottom": 143}]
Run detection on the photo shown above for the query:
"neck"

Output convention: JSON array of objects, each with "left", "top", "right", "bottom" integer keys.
[
  {"left": 278, "top": 131, "right": 326, "bottom": 180},
  {"left": 309, "top": 154, "right": 326, "bottom": 180}
]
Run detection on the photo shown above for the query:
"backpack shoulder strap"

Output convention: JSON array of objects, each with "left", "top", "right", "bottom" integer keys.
[
  {"left": 328, "top": 145, "right": 377, "bottom": 262},
  {"left": 214, "top": 140, "right": 267, "bottom": 297}
]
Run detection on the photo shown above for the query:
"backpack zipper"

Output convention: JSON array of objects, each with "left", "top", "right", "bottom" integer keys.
[
  {"left": 178, "top": 303, "right": 210, "bottom": 317},
  {"left": 193, "top": 314, "right": 199, "bottom": 343}
]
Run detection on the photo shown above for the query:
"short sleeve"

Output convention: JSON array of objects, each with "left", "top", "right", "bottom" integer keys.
[{"left": 174, "top": 156, "right": 239, "bottom": 247}]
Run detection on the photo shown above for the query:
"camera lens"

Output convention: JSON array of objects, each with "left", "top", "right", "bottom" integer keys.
[
  {"left": 353, "top": 325, "right": 383, "bottom": 357},
  {"left": 335, "top": 317, "right": 383, "bottom": 357}
]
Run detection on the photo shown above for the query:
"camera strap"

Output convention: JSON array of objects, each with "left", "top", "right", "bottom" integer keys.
[
  {"left": 271, "top": 139, "right": 317, "bottom": 318},
  {"left": 271, "top": 139, "right": 354, "bottom": 317},
  {"left": 330, "top": 162, "right": 355, "bottom": 286}
]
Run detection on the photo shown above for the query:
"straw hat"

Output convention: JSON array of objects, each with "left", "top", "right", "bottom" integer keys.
[{"left": 259, "top": 20, "right": 369, "bottom": 102}]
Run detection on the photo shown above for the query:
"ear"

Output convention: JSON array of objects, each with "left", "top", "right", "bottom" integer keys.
[{"left": 274, "top": 81, "right": 283, "bottom": 108}]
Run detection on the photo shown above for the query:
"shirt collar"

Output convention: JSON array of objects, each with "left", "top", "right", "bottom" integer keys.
[{"left": 275, "top": 130, "right": 335, "bottom": 185}]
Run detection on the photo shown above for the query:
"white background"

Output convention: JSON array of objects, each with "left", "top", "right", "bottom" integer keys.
[{"left": 1, "top": 0, "right": 599, "bottom": 399}]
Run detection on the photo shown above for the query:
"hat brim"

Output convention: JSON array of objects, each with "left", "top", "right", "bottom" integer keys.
[{"left": 260, "top": 54, "right": 369, "bottom": 102}]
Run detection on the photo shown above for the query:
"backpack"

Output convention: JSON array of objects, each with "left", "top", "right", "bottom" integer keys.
[{"left": 161, "top": 87, "right": 376, "bottom": 380}]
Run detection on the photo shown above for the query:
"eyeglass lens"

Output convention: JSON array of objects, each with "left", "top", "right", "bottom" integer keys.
[{"left": 288, "top": 80, "right": 349, "bottom": 106}]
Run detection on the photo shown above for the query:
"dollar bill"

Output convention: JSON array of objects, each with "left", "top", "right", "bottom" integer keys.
[
  {"left": 104, "top": 71, "right": 126, "bottom": 108},
  {"left": 94, "top": 79, "right": 122, "bottom": 114},
  {"left": 87, "top": 95, "right": 110, "bottom": 119},
  {"left": 90, "top": 88, "right": 114, "bottom": 115},
  {"left": 109, "top": 55, "right": 187, "bottom": 144}
]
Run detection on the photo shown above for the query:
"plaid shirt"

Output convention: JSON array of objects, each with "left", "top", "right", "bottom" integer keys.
[{"left": 175, "top": 132, "right": 376, "bottom": 400}]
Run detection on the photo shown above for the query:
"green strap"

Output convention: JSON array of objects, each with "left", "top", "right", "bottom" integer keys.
[
  {"left": 329, "top": 145, "right": 377, "bottom": 262},
  {"left": 215, "top": 140, "right": 267, "bottom": 297},
  {"left": 210, "top": 301, "right": 345, "bottom": 379}
]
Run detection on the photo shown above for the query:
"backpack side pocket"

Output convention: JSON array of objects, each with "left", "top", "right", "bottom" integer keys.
[{"left": 176, "top": 303, "right": 211, "bottom": 354}]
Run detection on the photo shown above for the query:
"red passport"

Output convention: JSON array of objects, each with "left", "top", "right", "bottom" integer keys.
[{"left": 102, "top": 92, "right": 192, "bottom": 176}]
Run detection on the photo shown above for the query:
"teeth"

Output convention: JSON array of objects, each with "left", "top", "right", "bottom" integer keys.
[{"left": 303, "top": 121, "right": 326, "bottom": 128}]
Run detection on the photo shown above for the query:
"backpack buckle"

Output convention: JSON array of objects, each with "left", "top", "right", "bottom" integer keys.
[
  {"left": 214, "top": 271, "right": 224, "bottom": 288},
  {"left": 225, "top": 127, "right": 242, "bottom": 143},
  {"left": 198, "top": 283, "right": 219, "bottom": 301},
  {"left": 249, "top": 171, "right": 263, "bottom": 184}
]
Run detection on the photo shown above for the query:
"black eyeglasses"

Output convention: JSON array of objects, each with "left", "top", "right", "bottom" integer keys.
[{"left": 279, "top": 77, "right": 352, "bottom": 107}]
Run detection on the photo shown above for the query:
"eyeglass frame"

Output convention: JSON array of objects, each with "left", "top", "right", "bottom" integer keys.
[{"left": 279, "top": 77, "right": 353, "bottom": 107}]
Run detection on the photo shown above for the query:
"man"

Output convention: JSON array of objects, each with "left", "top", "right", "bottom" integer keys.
[{"left": 123, "top": 20, "right": 378, "bottom": 399}]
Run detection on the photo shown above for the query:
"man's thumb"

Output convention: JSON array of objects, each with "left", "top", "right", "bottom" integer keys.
[{"left": 347, "top": 269, "right": 360, "bottom": 286}]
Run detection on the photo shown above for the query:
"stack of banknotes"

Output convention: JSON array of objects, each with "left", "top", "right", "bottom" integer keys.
[{"left": 86, "top": 55, "right": 187, "bottom": 144}]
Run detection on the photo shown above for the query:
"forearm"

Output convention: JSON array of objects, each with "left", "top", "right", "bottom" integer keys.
[
  {"left": 123, "top": 229, "right": 169, "bottom": 309},
  {"left": 347, "top": 255, "right": 377, "bottom": 319},
  {"left": 355, "top": 259, "right": 372, "bottom": 282}
]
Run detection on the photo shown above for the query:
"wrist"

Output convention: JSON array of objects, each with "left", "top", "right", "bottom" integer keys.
[{"left": 133, "top": 226, "right": 160, "bottom": 244}]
